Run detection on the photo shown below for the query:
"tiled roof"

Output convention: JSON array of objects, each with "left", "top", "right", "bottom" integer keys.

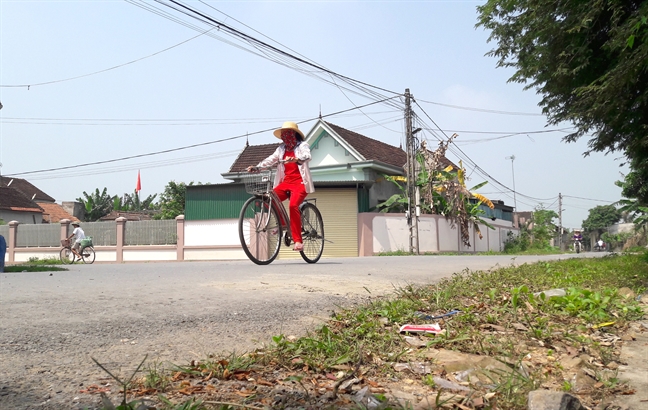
[
  {"left": 39, "top": 202, "right": 80, "bottom": 223},
  {"left": 0, "top": 187, "right": 44, "bottom": 213},
  {"left": 0, "top": 176, "right": 55, "bottom": 202},
  {"left": 324, "top": 122, "right": 408, "bottom": 169},
  {"left": 325, "top": 122, "right": 457, "bottom": 170},
  {"left": 229, "top": 143, "right": 281, "bottom": 173},
  {"left": 226, "top": 122, "right": 457, "bottom": 174}
]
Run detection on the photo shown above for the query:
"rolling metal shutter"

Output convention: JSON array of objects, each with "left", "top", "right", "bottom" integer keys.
[{"left": 278, "top": 187, "right": 358, "bottom": 259}]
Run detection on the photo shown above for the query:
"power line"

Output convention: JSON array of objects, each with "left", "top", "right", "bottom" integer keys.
[
  {"left": 3, "top": 96, "right": 400, "bottom": 178},
  {"left": 562, "top": 195, "right": 617, "bottom": 203},
  {"left": 130, "top": 0, "right": 403, "bottom": 111},
  {"left": 0, "top": 109, "right": 402, "bottom": 126},
  {"left": 0, "top": 28, "right": 213, "bottom": 88},
  {"left": 412, "top": 99, "right": 558, "bottom": 204},
  {"left": 416, "top": 98, "right": 545, "bottom": 116}
]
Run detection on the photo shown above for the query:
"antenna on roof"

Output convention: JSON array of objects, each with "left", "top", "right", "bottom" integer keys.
[
  {"left": 32, "top": 194, "right": 37, "bottom": 200},
  {"left": 245, "top": 132, "right": 249, "bottom": 147},
  {"left": 319, "top": 105, "right": 322, "bottom": 119},
  {"left": 7, "top": 178, "right": 13, "bottom": 186}
]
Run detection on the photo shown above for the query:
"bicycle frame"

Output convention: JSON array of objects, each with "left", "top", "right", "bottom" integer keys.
[{"left": 254, "top": 190, "right": 316, "bottom": 240}]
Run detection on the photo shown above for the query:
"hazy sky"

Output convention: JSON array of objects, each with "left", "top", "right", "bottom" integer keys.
[{"left": 0, "top": 0, "right": 625, "bottom": 229}]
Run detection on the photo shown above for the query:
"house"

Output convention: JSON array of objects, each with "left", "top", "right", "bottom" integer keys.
[
  {"left": 39, "top": 202, "right": 80, "bottom": 224},
  {"left": 0, "top": 176, "right": 84, "bottom": 223},
  {"left": 0, "top": 176, "right": 55, "bottom": 203},
  {"left": 184, "top": 120, "right": 459, "bottom": 258},
  {"left": 0, "top": 186, "right": 44, "bottom": 224}
]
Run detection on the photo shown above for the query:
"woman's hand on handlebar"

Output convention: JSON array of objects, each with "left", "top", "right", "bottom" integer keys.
[{"left": 246, "top": 165, "right": 259, "bottom": 173}]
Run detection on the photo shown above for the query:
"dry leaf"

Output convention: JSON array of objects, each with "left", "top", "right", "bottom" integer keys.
[{"left": 233, "top": 371, "right": 250, "bottom": 381}]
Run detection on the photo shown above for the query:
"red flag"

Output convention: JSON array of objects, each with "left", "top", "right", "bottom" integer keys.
[{"left": 136, "top": 170, "right": 141, "bottom": 192}]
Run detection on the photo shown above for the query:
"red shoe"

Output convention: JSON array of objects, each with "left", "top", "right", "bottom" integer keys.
[{"left": 293, "top": 242, "right": 304, "bottom": 251}]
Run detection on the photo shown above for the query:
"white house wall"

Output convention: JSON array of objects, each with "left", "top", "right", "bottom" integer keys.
[
  {"left": 0, "top": 210, "right": 42, "bottom": 225},
  {"left": 364, "top": 214, "right": 518, "bottom": 254},
  {"left": 310, "top": 131, "right": 359, "bottom": 166},
  {"left": 185, "top": 219, "right": 240, "bottom": 246}
]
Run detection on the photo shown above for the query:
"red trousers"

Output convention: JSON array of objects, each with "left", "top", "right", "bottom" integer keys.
[{"left": 274, "top": 181, "right": 308, "bottom": 244}]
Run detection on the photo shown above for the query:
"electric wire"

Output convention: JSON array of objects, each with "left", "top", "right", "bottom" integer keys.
[
  {"left": 562, "top": 195, "right": 617, "bottom": 203},
  {"left": 139, "top": 0, "right": 404, "bottom": 111},
  {"left": 26, "top": 150, "right": 241, "bottom": 181},
  {"left": 0, "top": 27, "right": 213, "bottom": 88},
  {"left": 416, "top": 98, "right": 545, "bottom": 116},
  {"left": 413, "top": 100, "right": 558, "bottom": 204},
  {"left": 3, "top": 96, "right": 400, "bottom": 178}
]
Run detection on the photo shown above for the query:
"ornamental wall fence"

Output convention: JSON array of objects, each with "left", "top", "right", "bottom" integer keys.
[{"left": 2, "top": 214, "right": 518, "bottom": 264}]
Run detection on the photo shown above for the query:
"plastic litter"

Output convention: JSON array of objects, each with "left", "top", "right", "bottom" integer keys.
[
  {"left": 353, "top": 386, "right": 383, "bottom": 409},
  {"left": 399, "top": 323, "right": 443, "bottom": 334},
  {"left": 414, "top": 309, "right": 460, "bottom": 320}
]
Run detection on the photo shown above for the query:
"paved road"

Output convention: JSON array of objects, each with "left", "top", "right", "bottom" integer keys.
[{"left": 0, "top": 253, "right": 597, "bottom": 409}]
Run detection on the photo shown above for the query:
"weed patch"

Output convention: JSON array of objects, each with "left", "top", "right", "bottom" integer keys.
[
  {"left": 4, "top": 265, "right": 67, "bottom": 272},
  {"left": 98, "top": 254, "right": 646, "bottom": 409}
]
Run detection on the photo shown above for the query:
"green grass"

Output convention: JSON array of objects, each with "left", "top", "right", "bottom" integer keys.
[
  {"left": 26, "top": 257, "right": 64, "bottom": 265},
  {"left": 126, "top": 252, "right": 647, "bottom": 409},
  {"left": 2, "top": 256, "right": 67, "bottom": 272},
  {"left": 4, "top": 265, "right": 67, "bottom": 272}
]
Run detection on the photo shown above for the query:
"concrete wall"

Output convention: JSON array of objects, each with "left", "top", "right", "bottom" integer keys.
[
  {"left": 0, "top": 210, "right": 42, "bottom": 225},
  {"left": 608, "top": 223, "right": 635, "bottom": 235},
  {"left": 357, "top": 213, "right": 517, "bottom": 255},
  {"left": 4, "top": 213, "right": 519, "bottom": 263}
]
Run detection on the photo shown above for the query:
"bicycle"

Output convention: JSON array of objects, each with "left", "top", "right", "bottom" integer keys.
[
  {"left": 60, "top": 238, "right": 96, "bottom": 264},
  {"left": 238, "top": 167, "right": 324, "bottom": 265}
]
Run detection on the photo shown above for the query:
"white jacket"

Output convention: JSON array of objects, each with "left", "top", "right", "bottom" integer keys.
[{"left": 256, "top": 142, "right": 315, "bottom": 194}]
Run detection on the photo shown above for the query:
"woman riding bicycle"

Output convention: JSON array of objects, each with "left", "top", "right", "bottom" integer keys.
[{"left": 246, "top": 121, "right": 314, "bottom": 251}]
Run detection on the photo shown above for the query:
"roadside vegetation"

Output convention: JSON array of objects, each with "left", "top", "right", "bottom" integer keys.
[
  {"left": 3, "top": 257, "right": 66, "bottom": 272},
  {"left": 89, "top": 251, "right": 647, "bottom": 410}
]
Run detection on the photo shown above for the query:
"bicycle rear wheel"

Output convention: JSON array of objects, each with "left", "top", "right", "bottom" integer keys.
[
  {"left": 299, "top": 203, "right": 324, "bottom": 263},
  {"left": 239, "top": 196, "right": 282, "bottom": 265},
  {"left": 60, "top": 248, "right": 74, "bottom": 264},
  {"left": 82, "top": 246, "right": 96, "bottom": 264}
]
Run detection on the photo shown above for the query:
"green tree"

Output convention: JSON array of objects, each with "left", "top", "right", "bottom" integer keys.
[
  {"left": 530, "top": 208, "right": 559, "bottom": 248},
  {"left": 582, "top": 205, "right": 622, "bottom": 238},
  {"left": 376, "top": 137, "right": 494, "bottom": 247},
  {"left": 77, "top": 188, "right": 115, "bottom": 221},
  {"left": 113, "top": 190, "right": 158, "bottom": 212},
  {"left": 155, "top": 181, "right": 191, "bottom": 220},
  {"left": 477, "top": 1, "right": 648, "bottom": 174}
]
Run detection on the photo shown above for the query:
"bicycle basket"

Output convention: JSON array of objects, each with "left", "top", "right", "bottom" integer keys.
[
  {"left": 61, "top": 239, "right": 70, "bottom": 247},
  {"left": 242, "top": 171, "right": 273, "bottom": 195},
  {"left": 80, "top": 237, "right": 93, "bottom": 247}
]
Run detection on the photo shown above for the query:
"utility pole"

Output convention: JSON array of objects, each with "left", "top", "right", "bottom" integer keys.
[
  {"left": 505, "top": 155, "right": 517, "bottom": 211},
  {"left": 558, "top": 193, "right": 563, "bottom": 250},
  {"left": 404, "top": 89, "right": 419, "bottom": 254}
]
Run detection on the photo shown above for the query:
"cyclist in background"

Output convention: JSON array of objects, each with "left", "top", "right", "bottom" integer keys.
[
  {"left": 68, "top": 221, "right": 86, "bottom": 259},
  {"left": 246, "top": 121, "right": 314, "bottom": 251}
]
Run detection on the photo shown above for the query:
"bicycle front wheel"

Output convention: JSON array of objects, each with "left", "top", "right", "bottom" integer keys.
[
  {"left": 238, "top": 197, "right": 282, "bottom": 265},
  {"left": 82, "top": 246, "right": 96, "bottom": 264},
  {"left": 300, "top": 203, "right": 324, "bottom": 263},
  {"left": 60, "top": 248, "right": 74, "bottom": 264}
]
